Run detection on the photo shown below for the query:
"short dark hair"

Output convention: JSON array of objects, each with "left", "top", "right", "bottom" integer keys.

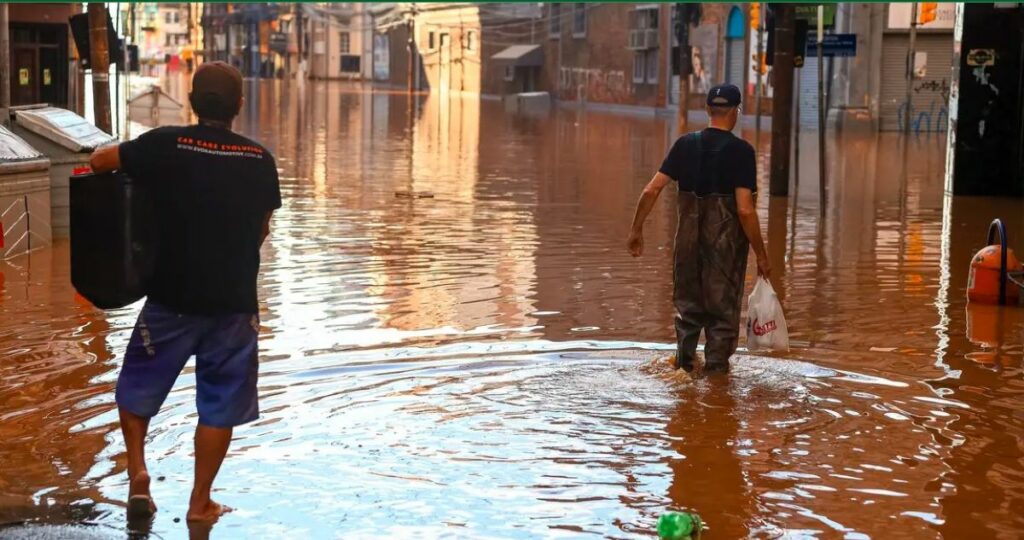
[
  {"left": 188, "top": 61, "right": 243, "bottom": 122},
  {"left": 707, "top": 105, "right": 736, "bottom": 118},
  {"left": 189, "top": 93, "right": 241, "bottom": 122}
]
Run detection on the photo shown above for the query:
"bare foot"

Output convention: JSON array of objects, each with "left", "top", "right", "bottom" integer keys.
[
  {"left": 127, "top": 470, "right": 157, "bottom": 517},
  {"left": 186, "top": 500, "right": 233, "bottom": 523}
]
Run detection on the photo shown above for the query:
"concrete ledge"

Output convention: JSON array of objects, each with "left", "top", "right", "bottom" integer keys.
[
  {"left": 555, "top": 99, "right": 659, "bottom": 118},
  {"left": 828, "top": 107, "right": 877, "bottom": 132}
]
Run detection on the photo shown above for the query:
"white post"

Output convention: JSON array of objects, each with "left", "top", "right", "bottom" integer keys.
[{"left": 817, "top": 5, "right": 826, "bottom": 217}]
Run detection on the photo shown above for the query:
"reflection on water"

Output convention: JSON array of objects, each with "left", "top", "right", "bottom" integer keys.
[{"left": 2, "top": 80, "right": 1023, "bottom": 538}]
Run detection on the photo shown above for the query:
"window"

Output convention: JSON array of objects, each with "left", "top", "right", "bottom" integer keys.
[
  {"left": 340, "top": 32, "right": 350, "bottom": 54},
  {"left": 428, "top": 31, "right": 436, "bottom": 50},
  {"left": 633, "top": 52, "right": 645, "bottom": 83},
  {"left": 634, "top": 51, "right": 658, "bottom": 85},
  {"left": 172, "top": 12, "right": 180, "bottom": 24},
  {"left": 504, "top": 65, "right": 515, "bottom": 82},
  {"left": 645, "top": 49, "right": 658, "bottom": 83},
  {"left": 573, "top": 3, "right": 586, "bottom": 37},
  {"left": 165, "top": 34, "right": 172, "bottom": 46},
  {"left": 465, "top": 30, "right": 477, "bottom": 52},
  {"left": 164, "top": 12, "right": 172, "bottom": 24},
  {"left": 631, "top": 7, "right": 658, "bottom": 30},
  {"left": 341, "top": 55, "right": 360, "bottom": 73},
  {"left": 549, "top": 4, "right": 561, "bottom": 38}
]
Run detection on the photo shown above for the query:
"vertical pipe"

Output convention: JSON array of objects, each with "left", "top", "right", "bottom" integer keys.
[
  {"left": 769, "top": 5, "right": 795, "bottom": 196},
  {"left": 676, "top": 4, "right": 691, "bottom": 134},
  {"left": 754, "top": 5, "right": 764, "bottom": 142},
  {"left": 89, "top": 3, "right": 112, "bottom": 134},
  {"left": 904, "top": 2, "right": 918, "bottom": 134},
  {"left": 795, "top": 67, "right": 801, "bottom": 189},
  {"left": 0, "top": 4, "right": 11, "bottom": 126},
  {"left": 817, "top": 5, "right": 826, "bottom": 217}
]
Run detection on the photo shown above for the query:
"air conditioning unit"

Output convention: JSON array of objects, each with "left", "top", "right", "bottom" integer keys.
[
  {"left": 627, "top": 29, "right": 648, "bottom": 50},
  {"left": 643, "top": 29, "right": 659, "bottom": 49}
]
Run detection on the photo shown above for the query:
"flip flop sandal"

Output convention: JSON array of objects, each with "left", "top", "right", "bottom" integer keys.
[{"left": 127, "top": 495, "right": 155, "bottom": 518}]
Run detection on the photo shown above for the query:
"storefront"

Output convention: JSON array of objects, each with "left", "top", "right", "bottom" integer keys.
[
  {"left": 878, "top": 3, "right": 955, "bottom": 132},
  {"left": 7, "top": 4, "right": 78, "bottom": 109}
]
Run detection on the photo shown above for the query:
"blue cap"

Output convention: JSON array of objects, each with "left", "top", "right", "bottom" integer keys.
[{"left": 706, "top": 84, "right": 741, "bottom": 107}]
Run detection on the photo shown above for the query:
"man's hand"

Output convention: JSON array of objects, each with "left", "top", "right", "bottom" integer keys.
[
  {"left": 627, "top": 173, "right": 671, "bottom": 259},
  {"left": 89, "top": 143, "right": 121, "bottom": 174},
  {"left": 627, "top": 230, "right": 644, "bottom": 257},
  {"left": 756, "top": 254, "right": 771, "bottom": 279}
]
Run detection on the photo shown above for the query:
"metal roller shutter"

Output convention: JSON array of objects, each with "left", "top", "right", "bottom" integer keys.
[
  {"left": 879, "top": 33, "right": 954, "bottom": 132},
  {"left": 725, "top": 38, "right": 745, "bottom": 87}
]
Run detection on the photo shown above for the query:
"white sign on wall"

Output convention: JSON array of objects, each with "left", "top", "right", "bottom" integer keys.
[
  {"left": 373, "top": 34, "right": 389, "bottom": 81},
  {"left": 887, "top": 3, "right": 956, "bottom": 30}
]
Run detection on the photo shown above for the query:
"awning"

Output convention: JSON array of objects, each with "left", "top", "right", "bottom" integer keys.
[{"left": 491, "top": 44, "right": 543, "bottom": 67}]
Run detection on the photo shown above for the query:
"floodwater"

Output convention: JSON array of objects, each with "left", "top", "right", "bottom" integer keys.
[{"left": 2, "top": 80, "right": 1024, "bottom": 539}]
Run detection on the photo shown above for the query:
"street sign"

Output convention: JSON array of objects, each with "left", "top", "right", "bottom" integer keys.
[
  {"left": 966, "top": 49, "right": 995, "bottom": 67},
  {"left": 806, "top": 33, "right": 857, "bottom": 58},
  {"left": 795, "top": 5, "right": 836, "bottom": 27},
  {"left": 270, "top": 32, "right": 288, "bottom": 54}
]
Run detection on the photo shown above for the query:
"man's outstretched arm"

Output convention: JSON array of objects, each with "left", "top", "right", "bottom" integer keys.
[
  {"left": 89, "top": 144, "right": 122, "bottom": 173},
  {"left": 260, "top": 211, "right": 274, "bottom": 247},
  {"left": 626, "top": 172, "right": 672, "bottom": 257},
  {"left": 735, "top": 187, "right": 770, "bottom": 278}
]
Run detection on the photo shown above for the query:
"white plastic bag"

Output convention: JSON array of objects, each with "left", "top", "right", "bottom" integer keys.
[{"left": 746, "top": 277, "right": 789, "bottom": 351}]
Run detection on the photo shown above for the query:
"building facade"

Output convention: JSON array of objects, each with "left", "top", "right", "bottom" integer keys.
[
  {"left": 6, "top": 3, "right": 81, "bottom": 110},
  {"left": 379, "top": 3, "right": 542, "bottom": 95},
  {"left": 126, "top": 3, "right": 199, "bottom": 77},
  {"left": 201, "top": 3, "right": 280, "bottom": 78}
]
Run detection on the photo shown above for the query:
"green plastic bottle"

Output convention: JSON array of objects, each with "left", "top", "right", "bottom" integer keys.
[{"left": 657, "top": 511, "right": 702, "bottom": 539}]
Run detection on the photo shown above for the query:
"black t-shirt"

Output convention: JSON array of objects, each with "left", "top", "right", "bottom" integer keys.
[
  {"left": 658, "top": 128, "right": 757, "bottom": 196},
  {"left": 119, "top": 124, "right": 281, "bottom": 315}
]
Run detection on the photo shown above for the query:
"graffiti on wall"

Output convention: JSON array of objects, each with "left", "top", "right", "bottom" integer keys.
[
  {"left": 558, "top": 67, "right": 628, "bottom": 103},
  {"left": 896, "top": 77, "right": 950, "bottom": 133},
  {"left": 897, "top": 100, "right": 949, "bottom": 133}
]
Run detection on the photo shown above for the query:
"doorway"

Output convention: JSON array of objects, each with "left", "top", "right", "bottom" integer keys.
[
  {"left": 439, "top": 33, "right": 451, "bottom": 99},
  {"left": 9, "top": 23, "right": 69, "bottom": 107}
]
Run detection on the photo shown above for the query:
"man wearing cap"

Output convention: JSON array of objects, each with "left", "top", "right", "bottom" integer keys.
[
  {"left": 626, "top": 84, "right": 769, "bottom": 374},
  {"left": 89, "top": 62, "right": 280, "bottom": 522}
]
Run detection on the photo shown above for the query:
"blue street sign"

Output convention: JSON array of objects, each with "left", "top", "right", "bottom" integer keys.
[{"left": 806, "top": 33, "right": 857, "bottom": 58}]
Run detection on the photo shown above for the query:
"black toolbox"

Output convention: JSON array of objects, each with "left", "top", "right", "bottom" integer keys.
[{"left": 70, "top": 171, "right": 155, "bottom": 309}]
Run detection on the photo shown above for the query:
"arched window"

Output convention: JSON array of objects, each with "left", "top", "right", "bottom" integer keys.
[{"left": 725, "top": 6, "right": 746, "bottom": 87}]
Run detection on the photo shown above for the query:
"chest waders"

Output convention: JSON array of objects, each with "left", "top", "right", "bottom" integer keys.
[{"left": 672, "top": 132, "right": 750, "bottom": 372}]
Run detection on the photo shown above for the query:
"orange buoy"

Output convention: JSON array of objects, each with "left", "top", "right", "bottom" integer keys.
[{"left": 968, "top": 245, "right": 1022, "bottom": 304}]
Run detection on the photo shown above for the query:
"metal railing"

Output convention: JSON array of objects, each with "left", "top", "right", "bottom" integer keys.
[{"left": 1, "top": 195, "right": 50, "bottom": 259}]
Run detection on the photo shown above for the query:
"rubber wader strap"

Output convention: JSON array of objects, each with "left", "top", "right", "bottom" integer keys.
[{"left": 693, "top": 131, "right": 703, "bottom": 180}]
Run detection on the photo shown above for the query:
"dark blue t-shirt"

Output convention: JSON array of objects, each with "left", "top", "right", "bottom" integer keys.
[
  {"left": 119, "top": 124, "right": 281, "bottom": 315},
  {"left": 658, "top": 128, "right": 757, "bottom": 196}
]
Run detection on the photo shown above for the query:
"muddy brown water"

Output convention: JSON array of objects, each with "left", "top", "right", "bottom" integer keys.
[{"left": 2, "top": 81, "right": 1023, "bottom": 539}]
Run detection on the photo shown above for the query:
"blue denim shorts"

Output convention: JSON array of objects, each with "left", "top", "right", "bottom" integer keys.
[{"left": 115, "top": 301, "right": 261, "bottom": 428}]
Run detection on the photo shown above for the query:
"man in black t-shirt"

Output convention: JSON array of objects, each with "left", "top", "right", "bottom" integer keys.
[
  {"left": 626, "top": 84, "right": 769, "bottom": 374},
  {"left": 89, "top": 62, "right": 280, "bottom": 522}
]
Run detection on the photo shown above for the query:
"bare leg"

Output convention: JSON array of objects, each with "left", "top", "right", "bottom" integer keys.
[
  {"left": 187, "top": 424, "right": 234, "bottom": 522},
  {"left": 119, "top": 407, "right": 156, "bottom": 515}
]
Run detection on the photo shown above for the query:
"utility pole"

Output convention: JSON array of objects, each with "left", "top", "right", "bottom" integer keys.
[
  {"left": 769, "top": 4, "right": 795, "bottom": 196},
  {"left": 903, "top": 2, "right": 918, "bottom": 134},
  {"left": 753, "top": 2, "right": 764, "bottom": 143},
  {"left": 88, "top": 3, "right": 112, "bottom": 134},
  {"left": 676, "top": 3, "right": 693, "bottom": 134},
  {"left": 0, "top": 4, "right": 11, "bottom": 127},
  {"left": 407, "top": 4, "right": 417, "bottom": 93},
  {"left": 816, "top": 5, "right": 827, "bottom": 217}
]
